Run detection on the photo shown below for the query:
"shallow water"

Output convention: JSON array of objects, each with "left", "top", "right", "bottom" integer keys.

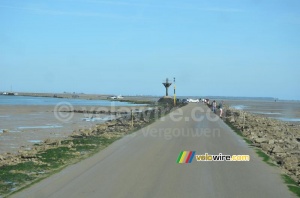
[
  {"left": 17, "top": 125, "right": 63, "bottom": 130},
  {"left": 227, "top": 100, "right": 300, "bottom": 124},
  {"left": 0, "top": 95, "right": 145, "bottom": 106},
  {"left": 0, "top": 96, "right": 146, "bottom": 154},
  {"left": 0, "top": 108, "right": 117, "bottom": 154}
]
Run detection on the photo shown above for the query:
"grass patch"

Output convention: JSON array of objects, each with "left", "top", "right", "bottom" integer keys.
[
  {"left": 288, "top": 186, "right": 300, "bottom": 197},
  {"left": 225, "top": 120, "right": 277, "bottom": 167},
  {"left": 243, "top": 138, "right": 252, "bottom": 145},
  {"left": 283, "top": 175, "right": 298, "bottom": 186},
  {"left": 225, "top": 120, "right": 252, "bottom": 145},
  {"left": 37, "top": 147, "right": 74, "bottom": 169},
  {"left": 225, "top": 120, "right": 243, "bottom": 137},
  {"left": 0, "top": 162, "right": 39, "bottom": 196},
  {"left": 0, "top": 136, "right": 120, "bottom": 197},
  {"left": 225, "top": 119, "right": 278, "bottom": 167},
  {"left": 255, "top": 149, "right": 276, "bottom": 167},
  {"left": 282, "top": 175, "right": 300, "bottom": 197}
]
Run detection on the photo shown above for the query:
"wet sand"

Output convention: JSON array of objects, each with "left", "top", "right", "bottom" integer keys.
[
  {"left": 0, "top": 105, "right": 149, "bottom": 154},
  {"left": 224, "top": 100, "right": 300, "bottom": 124}
]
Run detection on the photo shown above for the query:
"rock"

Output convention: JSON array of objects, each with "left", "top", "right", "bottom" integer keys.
[
  {"left": 107, "top": 120, "right": 118, "bottom": 127},
  {"left": 249, "top": 135, "right": 258, "bottom": 141},
  {"left": 67, "top": 142, "right": 74, "bottom": 148},
  {"left": 273, "top": 131, "right": 283, "bottom": 138},
  {"left": 290, "top": 150, "right": 300, "bottom": 155},
  {"left": 242, "top": 130, "right": 251, "bottom": 137},
  {"left": 81, "top": 129, "right": 92, "bottom": 137},
  {"left": 142, "top": 118, "right": 149, "bottom": 123},
  {"left": 226, "top": 110, "right": 232, "bottom": 116},
  {"left": 250, "top": 131, "right": 258, "bottom": 136},
  {"left": 55, "top": 140, "right": 61, "bottom": 146},
  {"left": 71, "top": 132, "right": 82, "bottom": 138},
  {"left": 272, "top": 146, "right": 284, "bottom": 153},
  {"left": 274, "top": 155, "right": 285, "bottom": 165},
  {"left": 251, "top": 143, "right": 261, "bottom": 147},
  {"left": 107, "top": 124, "right": 116, "bottom": 128},
  {"left": 233, "top": 112, "right": 241, "bottom": 117},
  {"left": 283, "top": 157, "right": 298, "bottom": 171},
  {"left": 9, "top": 170, "right": 18, "bottom": 174},
  {"left": 268, "top": 140, "right": 275, "bottom": 145},
  {"left": 255, "top": 137, "right": 269, "bottom": 143},
  {"left": 97, "top": 125, "right": 108, "bottom": 131},
  {"left": 273, "top": 126, "right": 281, "bottom": 131},
  {"left": 41, "top": 145, "right": 49, "bottom": 151},
  {"left": 18, "top": 150, "right": 25, "bottom": 154},
  {"left": 295, "top": 170, "right": 300, "bottom": 178},
  {"left": 278, "top": 139, "right": 284, "bottom": 144},
  {"left": 3, "top": 129, "right": 9, "bottom": 133},
  {"left": 275, "top": 152, "right": 287, "bottom": 159},
  {"left": 261, "top": 143, "right": 274, "bottom": 152},
  {"left": 21, "top": 154, "right": 37, "bottom": 159},
  {"left": 44, "top": 139, "right": 52, "bottom": 144}
]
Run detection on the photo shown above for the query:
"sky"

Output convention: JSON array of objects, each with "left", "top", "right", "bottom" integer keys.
[{"left": 0, "top": 0, "right": 300, "bottom": 100}]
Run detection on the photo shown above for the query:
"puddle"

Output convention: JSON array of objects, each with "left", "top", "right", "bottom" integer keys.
[
  {"left": 231, "top": 105, "right": 248, "bottom": 110},
  {"left": 27, "top": 140, "right": 43, "bottom": 143},
  {"left": 82, "top": 115, "right": 116, "bottom": 122},
  {"left": 18, "top": 125, "right": 62, "bottom": 129},
  {"left": 275, "top": 117, "right": 300, "bottom": 122},
  {"left": 251, "top": 112, "right": 282, "bottom": 115}
]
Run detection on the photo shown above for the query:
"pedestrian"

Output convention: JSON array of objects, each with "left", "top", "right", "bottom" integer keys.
[
  {"left": 212, "top": 100, "right": 217, "bottom": 113},
  {"left": 219, "top": 101, "right": 224, "bottom": 118}
]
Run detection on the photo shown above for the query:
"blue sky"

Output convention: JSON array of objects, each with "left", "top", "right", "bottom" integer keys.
[{"left": 1, "top": 0, "right": 300, "bottom": 100}]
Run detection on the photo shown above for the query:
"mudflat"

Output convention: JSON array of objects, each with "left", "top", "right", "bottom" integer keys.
[
  {"left": 0, "top": 105, "right": 147, "bottom": 154},
  {"left": 225, "top": 100, "right": 300, "bottom": 124}
]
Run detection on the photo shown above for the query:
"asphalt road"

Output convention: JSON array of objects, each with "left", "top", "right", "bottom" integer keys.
[{"left": 12, "top": 103, "right": 295, "bottom": 198}]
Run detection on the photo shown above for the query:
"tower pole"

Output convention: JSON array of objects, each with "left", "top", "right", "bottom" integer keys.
[
  {"left": 166, "top": 78, "right": 169, "bottom": 96},
  {"left": 166, "top": 86, "right": 168, "bottom": 96},
  {"left": 173, "top": 78, "right": 176, "bottom": 106}
]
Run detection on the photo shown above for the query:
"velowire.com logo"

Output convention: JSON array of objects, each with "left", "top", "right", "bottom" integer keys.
[
  {"left": 177, "top": 151, "right": 196, "bottom": 164},
  {"left": 177, "top": 151, "right": 250, "bottom": 164}
]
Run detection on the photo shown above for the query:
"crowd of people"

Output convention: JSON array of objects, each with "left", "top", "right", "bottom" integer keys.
[{"left": 201, "top": 98, "right": 224, "bottom": 118}]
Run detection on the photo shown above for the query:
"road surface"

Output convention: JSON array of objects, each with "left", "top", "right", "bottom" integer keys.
[{"left": 12, "top": 103, "right": 295, "bottom": 198}]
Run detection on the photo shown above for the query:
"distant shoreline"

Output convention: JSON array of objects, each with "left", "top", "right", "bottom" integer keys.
[
  {"left": 2, "top": 91, "right": 299, "bottom": 102},
  {"left": 1, "top": 92, "right": 156, "bottom": 105}
]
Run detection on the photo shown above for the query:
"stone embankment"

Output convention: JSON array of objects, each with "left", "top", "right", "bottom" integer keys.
[{"left": 226, "top": 108, "right": 300, "bottom": 184}]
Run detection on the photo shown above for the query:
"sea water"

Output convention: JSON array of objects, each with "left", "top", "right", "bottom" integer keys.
[
  {"left": 228, "top": 100, "right": 300, "bottom": 124},
  {"left": 0, "top": 95, "right": 144, "bottom": 106}
]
